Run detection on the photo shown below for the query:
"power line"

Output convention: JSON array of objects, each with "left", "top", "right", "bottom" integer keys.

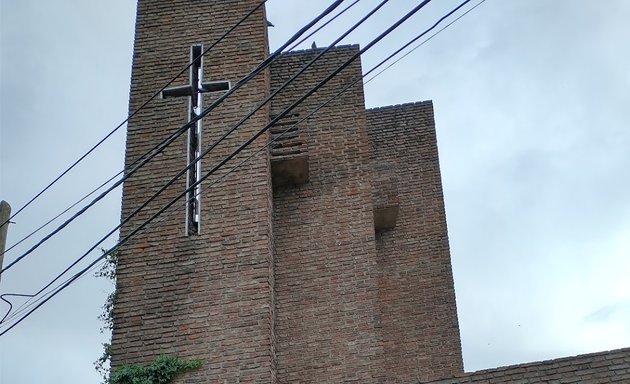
[
  {"left": 0, "top": 0, "right": 357, "bottom": 325},
  {"left": 145, "top": 0, "right": 486, "bottom": 263},
  {"left": 364, "top": 0, "right": 486, "bottom": 86},
  {"left": 0, "top": 293, "right": 32, "bottom": 324},
  {"left": 7, "top": 0, "right": 485, "bottom": 333},
  {"left": 11, "top": 0, "right": 478, "bottom": 272},
  {"left": 0, "top": 0, "right": 345, "bottom": 275},
  {"left": 0, "top": 0, "right": 363, "bottom": 261},
  {"left": 2, "top": 0, "right": 484, "bottom": 334},
  {"left": 0, "top": 0, "right": 437, "bottom": 336},
  {"left": 129, "top": 0, "right": 482, "bottom": 264},
  {"left": 0, "top": 258, "right": 104, "bottom": 331},
  {"left": 1, "top": 176, "right": 115, "bottom": 257},
  {"left": 0, "top": 0, "right": 385, "bottom": 322},
  {"left": 2, "top": 0, "right": 361, "bottom": 260},
  {"left": 0, "top": 1, "right": 268, "bottom": 230},
  {"left": 0, "top": 256, "right": 109, "bottom": 325},
  {"left": 288, "top": 0, "right": 362, "bottom": 51}
]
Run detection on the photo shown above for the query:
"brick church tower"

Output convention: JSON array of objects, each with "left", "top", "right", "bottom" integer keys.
[{"left": 111, "top": 1, "right": 463, "bottom": 382}]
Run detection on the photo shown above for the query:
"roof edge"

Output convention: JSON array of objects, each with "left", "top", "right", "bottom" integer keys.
[
  {"left": 366, "top": 100, "right": 433, "bottom": 112},
  {"left": 279, "top": 44, "right": 360, "bottom": 57}
]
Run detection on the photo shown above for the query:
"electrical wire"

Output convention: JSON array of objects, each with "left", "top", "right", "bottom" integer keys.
[
  {"left": 288, "top": 0, "right": 362, "bottom": 52},
  {"left": 0, "top": 0, "right": 269, "bottom": 259},
  {"left": 0, "top": 257, "right": 108, "bottom": 326},
  {"left": 0, "top": 1, "right": 269, "bottom": 230},
  {"left": 0, "top": 0, "right": 437, "bottom": 336},
  {"left": 0, "top": 0, "right": 345, "bottom": 275},
  {"left": 0, "top": 0, "right": 352, "bottom": 324},
  {"left": 0, "top": 0, "right": 385, "bottom": 322},
  {"left": 364, "top": 0, "right": 486, "bottom": 85},
  {"left": 0, "top": 293, "right": 32, "bottom": 324},
  {"left": 139, "top": 0, "right": 486, "bottom": 261},
  {"left": 4, "top": 0, "right": 485, "bottom": 332},
  {"left": 0, "top": 257, "right": 108, "bottom": 324},
  {"left": 1, "top": 176, "right": 117, "bottom": 257},
  {"left": 0, "top": 0, "right": 364, "bottom": 259}
]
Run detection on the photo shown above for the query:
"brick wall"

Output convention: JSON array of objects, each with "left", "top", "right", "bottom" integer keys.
[
  {"left": 270, "top": 47, "right": 385, "bottom": 383},
  {"left": 111, "top": 1, "right": 276, "bottom": 382},
  {"left": 115, "top": 2, "right": 467, "bottom": 382},
  {"left": 421, "top": 347, "right": 630, "bottom": 383},
  {"left": 269, "top": 51, "right": 464, "bottom": 383},
  {"left": 367, "top": 102, "right": 464, "bottom": 382}
]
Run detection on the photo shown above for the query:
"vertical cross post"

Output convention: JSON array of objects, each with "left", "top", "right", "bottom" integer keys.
[{"left": 161, "top": 45, "right": 231, "bottom": 236}]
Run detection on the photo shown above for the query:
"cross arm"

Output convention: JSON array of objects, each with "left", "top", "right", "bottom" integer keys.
[
  {"left": 161, "top": 81, "right": 230, "bottom": 99},
  {"left": 160, "top": 85, "right": 194, "bottom": 99},
  {"left": 200, "top": 81, "right": 231, "bottom": 93}
]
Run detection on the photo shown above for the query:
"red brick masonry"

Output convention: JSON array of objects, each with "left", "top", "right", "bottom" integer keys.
[
  {"left": 114, "top": 1, "right": 628, "bottom": 383},
  {"left": 421, "top": 347, "right": 630, "bottom": 384}
]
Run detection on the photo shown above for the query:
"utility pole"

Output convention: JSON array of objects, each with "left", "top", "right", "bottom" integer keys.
[{"left": 0, "top": 200, "right": 11, "bottom": 284}]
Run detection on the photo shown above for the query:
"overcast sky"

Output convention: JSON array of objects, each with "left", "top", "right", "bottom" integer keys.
[{"left": 1, "top": 1, "right": 629, "bottom": 383}]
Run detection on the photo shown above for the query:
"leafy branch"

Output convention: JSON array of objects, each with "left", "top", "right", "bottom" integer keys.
[
  {"left": 93, "top": 249, "right": 202, "bottom": 383},
  {"left": 109, "top": 355, "right": 202, "bottom": 384},
  {"left": 94, "top": 248, "right": 118, "bottom": 381}
]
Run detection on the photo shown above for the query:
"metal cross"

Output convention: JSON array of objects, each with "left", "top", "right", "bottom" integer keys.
[{"left": 161, "top": 44, "right": 231, "bottom": 236}]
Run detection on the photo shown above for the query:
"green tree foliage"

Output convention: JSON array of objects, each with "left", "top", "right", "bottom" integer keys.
[
  {"left": 94, "top": 249, "right": 202, "bottom": 384},
  {"left": 94, "top": 249, "right": 118, "bottom": 381},
  {"left": 109, "top": 355, "right": 202, "bottom": 384}
]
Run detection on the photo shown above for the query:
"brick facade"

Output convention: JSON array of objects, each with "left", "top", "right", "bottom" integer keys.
[
  {"left": 112, "top": 2, "right": 627, "bottom": 383},
  {"left": 422, "top": 347, "right": 630, "bottom": 384},
  {"left": 367, "top": 102, "right": 463, "bottom": 382},
  {"left": 112, "top": 1, "right": 276, "bottom": 382},
  {"left": 267, "top": 47, "right": 463, "bottom": 384},
  {"left": 113, "top": 1, "right": 463, "bottom": 381},
  {"left": 270, "top": 47, "right": 384, "bottom": 383}
]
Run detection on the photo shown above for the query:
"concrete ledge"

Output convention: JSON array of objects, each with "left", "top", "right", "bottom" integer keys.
[
  {"left": 373, "top": 205, "right": 399, "bottom": 231},
  {"left": 271, "top": 155, "right": 309, "bottom": 187}
]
